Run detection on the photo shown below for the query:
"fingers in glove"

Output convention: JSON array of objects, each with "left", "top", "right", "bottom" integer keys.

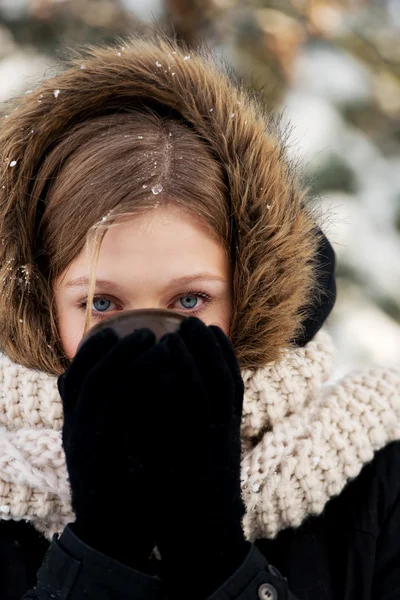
[
  {"left": 175, "top": 317, "right": 235, "bottom": 425},
  {"left": 209, "top": 325, "right": 244, "bottom": 419},
  {"left": 158, "top": 330, "right": 210, "bottom": 422},
  {"left": 116, "top": 336, "right": 173, "bottom": 429},
  {"left": 77, "top": 327, "right": 158, "bottom": 419},
  {"left": 58, "top": 327, "right": 119, "bottom": 411}
]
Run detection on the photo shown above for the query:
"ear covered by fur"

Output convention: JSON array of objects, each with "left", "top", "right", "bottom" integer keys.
[{"left": 0, "top": 34, "right": 326, "bottom": 372}]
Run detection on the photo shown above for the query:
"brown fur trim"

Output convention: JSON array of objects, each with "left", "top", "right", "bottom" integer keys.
[{"left": 0, "top": 34, "right": 320, "bottom": 372}]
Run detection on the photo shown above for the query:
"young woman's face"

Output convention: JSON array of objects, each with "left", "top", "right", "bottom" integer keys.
[{"left": 54, "top": 205, "right": 232, "bottom": 359}]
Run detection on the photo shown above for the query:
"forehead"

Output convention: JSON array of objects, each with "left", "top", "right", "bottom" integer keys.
[
  {"left": 103, "top": 204, "right": 222, "bottom": 253},
  {"left": 62, "top": 205, "right": 230, "bottom": 286}
]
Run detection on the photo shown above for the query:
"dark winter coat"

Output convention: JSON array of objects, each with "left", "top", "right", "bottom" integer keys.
[{"left": 1, "top": 440, "right": 398, "bottom": 600}]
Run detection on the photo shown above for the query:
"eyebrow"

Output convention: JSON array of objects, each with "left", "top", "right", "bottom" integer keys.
[{"left": 65, "top": 273, "right": 227, "bottom": 289}]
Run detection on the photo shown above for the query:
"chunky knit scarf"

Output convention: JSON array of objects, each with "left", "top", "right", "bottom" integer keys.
[{"left": 0, "top": 330, "right": 399, "bottom": 541}]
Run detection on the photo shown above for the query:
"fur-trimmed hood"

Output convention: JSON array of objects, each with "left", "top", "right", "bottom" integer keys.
[{"left": 0, "top": 34, "right": 323, "bottom": 373}]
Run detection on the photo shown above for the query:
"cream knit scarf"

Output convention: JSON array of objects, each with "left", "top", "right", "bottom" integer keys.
[{"left": 0, "top": 330, "right": 399, "bottom": 542}]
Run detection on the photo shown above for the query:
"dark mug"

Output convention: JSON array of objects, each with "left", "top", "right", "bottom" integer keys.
[{"left": 78, "top": 308, "right": 186, "bottom": 350}]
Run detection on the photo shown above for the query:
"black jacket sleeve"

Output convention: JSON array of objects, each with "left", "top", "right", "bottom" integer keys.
[
  {"left": 372, "top": 468, "right": 400, "bottom": 599},
  {"left": 0, "top": 520, "right": 48, "bottom": 600},
  {"left": 22, "top": 525, "right": 165, "bottom": 600},
  {"left": 20, "top": 524, "right": 297, "bottom": 600},
  {"left": 207, "top": 544, "right": 298, "bottom": 600}
]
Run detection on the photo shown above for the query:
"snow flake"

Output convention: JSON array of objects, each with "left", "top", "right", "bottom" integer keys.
[
  {"left": 155, "top": 61, "right": 162, "bottom": 68},
  {"left": 142, "top": 184, "right": 148, "bottom": 189},
  {"left": 9, "top": 160, "right": 17, "bottom": 168},
  {"left": 266, "top": 204, "right": 271, "bottom": 209},
  {"left": 138, "top": 135, "right": 143, "bottom": 139},
  {"left": 19, "top": 265, "right": 31, "bottom": 285},
  {"left": 231, "top": 113, "right": 235, "bottom": 118},
  {"left": 117, "top": 52, "right": 121, "bottom": 57},
  {"left": 151, "top": 184, "right": 163, "bottom": 195},
  {"left": 184, "top": 55, "right": 191, "bottom": 61},
  {"left": 54, "top": 89, "right": 60, "bottom": 99}
]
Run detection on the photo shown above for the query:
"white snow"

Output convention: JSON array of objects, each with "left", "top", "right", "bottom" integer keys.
[
  {"left": 0, "top": 51, "right": 57, "bottom": 103},
  {"left": 151, "top": 184, "right": 163, "bottom": 195},
  {"left": 119, "top": 0, "right": 163, "bottom": 22},
  {"left": 294, "top": 46, "right": 372, "bottom": 107}
]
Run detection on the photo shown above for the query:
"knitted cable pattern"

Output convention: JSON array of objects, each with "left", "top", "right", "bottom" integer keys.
[
  {"left": 241, "top": 366, "right": 400, "bottom": 540},
  {"left": 0, "top": 428, "right": 72, "bottom": 537},
  {"left": 0, "top": 330, "right": 399, "bottom": 541}
]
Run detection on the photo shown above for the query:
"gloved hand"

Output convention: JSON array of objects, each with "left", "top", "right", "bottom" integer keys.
[
  {"left": 58, "top": 326, "right": 168, "bottom": 571},
  {"left": 152, "top": 317, "right": 250, "bottom": 598}
]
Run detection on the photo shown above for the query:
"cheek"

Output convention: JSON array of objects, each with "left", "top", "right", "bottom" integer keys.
[
  {"left": 202, "top": 296, "right": 232, "bottom": 337},
  {"left": 56, "top": 306, "right": 86, "bottom": 360}
]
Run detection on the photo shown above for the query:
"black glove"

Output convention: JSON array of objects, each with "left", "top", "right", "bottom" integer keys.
[
  {"left": 150, "top": 317, "right": 250, "bottom": 597},
  {"left": 58, "top": 326, "right": 168, "bottom": 571}
]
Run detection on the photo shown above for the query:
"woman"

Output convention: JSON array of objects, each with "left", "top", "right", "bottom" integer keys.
[{"left": 0, "top": 34, "right": 399, "bottom": 600}]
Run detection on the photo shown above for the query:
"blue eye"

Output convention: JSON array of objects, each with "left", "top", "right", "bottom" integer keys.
[
  {"left": 93, "top": 298, "right": 111, "bottom": 312},
  {"left": 180, "top": 295, "right": 198, "bottom": 309}
]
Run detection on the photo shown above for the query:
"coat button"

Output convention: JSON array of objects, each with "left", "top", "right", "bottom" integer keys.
[{"left": 258, "top": 583, "right": 278, "bottom": 600}]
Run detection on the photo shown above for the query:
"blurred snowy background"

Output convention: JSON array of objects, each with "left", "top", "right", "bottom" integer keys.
[{"left": 1, "top": 0, "right": 399, "bottom": 377}]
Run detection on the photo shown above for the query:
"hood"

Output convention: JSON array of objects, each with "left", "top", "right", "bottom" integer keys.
[{"left": 0, "top": 34, "right": 333, "bottom": 372}]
